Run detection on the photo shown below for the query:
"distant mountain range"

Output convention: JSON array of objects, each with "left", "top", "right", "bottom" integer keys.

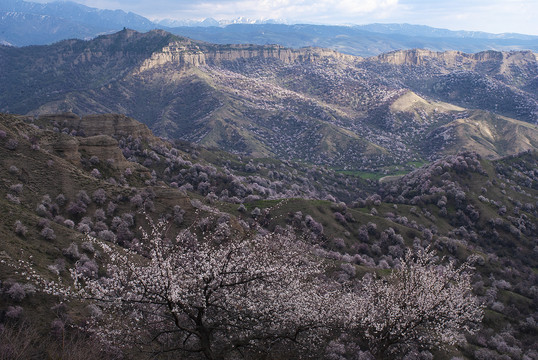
[
  {"left": 0, "top": 0, "right": 155, "bottom": 45},
  {"left": 165, "top": 24, "right": 538, "bottom": 57},
  {"left": 1, "top": 0, "right": 538, "bottom": 56}
]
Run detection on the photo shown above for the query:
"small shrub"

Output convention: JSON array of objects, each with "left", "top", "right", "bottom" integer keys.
[
  {"left": 92, "top": 189, "right": 106, "bottom": 205},
  {"left": 76, "top": 258, "right": 99, "bottom": 278},
  {"left": 333, "top": 237, "right": 345, "bottom": 249},
  {"left": 93, "top": 221, "right": 108, "bottom": 232},
  {"left": 62, "top": 243, "right": 81, "bottom": 261},
  {"left": 37, "top": 218, "right": 50, "bottom": 229},
  {"left": 5, "top": 138, "right": 18, "bottom": 150},
  {"left": 340, "top": 263, "right": 356, "bottom": 277},
  {"left": 77, "top": 222, "right": 91, "bottom": 234},
  {"left": 7, "top": 283, "right": 26, "bottom": 301},
  {"left": 106, "top": 201, "right": 117, "bottom": 216},
  {"left": 35, "top": 204, "right": 51, "bottom": 218},
  {"left": 55, "top": 194, "right": 66, "bottom": 206},
  {"left": 6, "top": 193, "right": 20, "bottom": 204},
  {"left": 77, "top": 190, "right": 91, "bottom": 205},
  {"left": 9, "top": 183, "right": 23, "bottom": 194},
  {"left": 67, "top": 201, "right": 87, "bottom": 217},
  {"left": 47, "top": 259, "right": 66, "bottom": 275},
  {"left": 94, "top": 208, "right": 106, "bottom": 222},
  {"left": 5, "top": 306, "right": 23, "bottom": 319},
  {"left": 130, "top": 194, "right": 144, "bottom": 208},
  {"left": 90, "top": 168, "right": 101, "bottom": 178},
  {"left": 81, "top": 241, "right": 95, "bottom": 254},
  {"left": 334, "top": 212, "right": 346, "bottom": 224},
  {"left": 41, "top": 227, "right": 56, "bottom": 241},
  {"left": 53, "top": 215, "right": 65, "bottom": 224},
  {"left": 8, "top": 165, "right": 19, "bottom": 175},
  {"left": 98, "top": 230, "right": 116, "bottom": 243},
  {"left": 89, "top": 156, "right": 100, "bottom": 165},
  {"left": 63, "top": 219, "right": 75, "bottom": 229},
  {"left": 14, "top": 221, "right": 27, "bottom": 236},
  {"left": 50, "top": 319, "right": 65, "bottom": 339}
]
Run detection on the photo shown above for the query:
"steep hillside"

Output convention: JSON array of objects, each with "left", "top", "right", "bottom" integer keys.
[
  {"left": 1, "top": 30, "right": 537, "bottom": 171},
  {"left": 0, "top": 29, "right": 179, "bottom": 114},
  {"left": 368, "top": 49, "right": 538, "bottom": 123},
  {"left": 1, "top": 113, "right": 537, "bottom": 359},
  {"left": 375, "top": 152, "right": 538, "bottom": 358},
  {"left": 427, "top": 112, "right": 538, "bottom": 158}
]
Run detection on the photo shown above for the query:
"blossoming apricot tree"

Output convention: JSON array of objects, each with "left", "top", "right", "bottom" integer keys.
[
  {"left": 346, "top": 247, "right": 483, "bottom": 359},
  {"left": 74, "top": 225, "right": 342, "bottom": 359}
]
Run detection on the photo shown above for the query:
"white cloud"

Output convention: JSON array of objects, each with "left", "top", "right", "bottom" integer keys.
[{"left": 383, "top": 0, "right": 538, "bottom": 34}]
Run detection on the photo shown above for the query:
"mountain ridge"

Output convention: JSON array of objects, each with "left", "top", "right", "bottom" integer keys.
[{"left": 1, "top": 29, "right": 537, "bottom": 171}]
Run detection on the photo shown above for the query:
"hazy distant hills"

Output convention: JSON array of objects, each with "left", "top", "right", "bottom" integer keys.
[
  {"left": 0, "top": 0, "right": 156, "bottom": 46},
  {"left": 1, "top": 0, "right": 538, "bottom": 56},
  {"left": 166, "top": 24, "right": 538, "bottom": 57},
  {"left": 358, "top": 23, "right": 538, "bottom": 40},
  {"left": 1, "top": 29, "right": 536, "bottom": 171}
]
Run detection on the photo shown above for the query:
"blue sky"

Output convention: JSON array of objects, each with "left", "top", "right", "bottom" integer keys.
[{"left": 36, "top": 0, "right": 538, "bottom": 35}]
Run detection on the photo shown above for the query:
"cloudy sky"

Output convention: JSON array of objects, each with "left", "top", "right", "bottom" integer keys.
[{"left": 39, "top": 0, "right": 538, "bottom": 35}]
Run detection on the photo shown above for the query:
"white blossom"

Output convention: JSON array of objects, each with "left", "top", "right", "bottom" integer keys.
[
  {"left": 345, "top": 247, "right": 483, "bottom": 358},
  {"left": 74, "top": 223, "right": 342, "bottom": 359}
]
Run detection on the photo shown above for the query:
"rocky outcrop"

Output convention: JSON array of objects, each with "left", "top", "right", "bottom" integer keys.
[
  {"left": 376, "top": 49, "right": 488, "bottom": 67},
  {"left": 77, "top": 135, "right": 124, "bottom": 164},
  {"left": 38, "top": 113, "right": 153, "bottom": 174},
  {"left": 39, "top": 113, "right": 154, "bottom": 139},
  {"left": 45, "top": 131, "right": 146, "bottom": 172},
  {"left": 136, "top": 41, "right": 358, "bottom": 73},
  {"left": 79, "top": 114, "right": 154, "bottom": 138},
  {"left": 77, "top": 134, "right": 149, "bottom": 174},
  {"left": 375, "top": 49, "right": 537, "bottom": 72},
  {"left": 51, "top": 136, "right": 81, "bottom": 163}
]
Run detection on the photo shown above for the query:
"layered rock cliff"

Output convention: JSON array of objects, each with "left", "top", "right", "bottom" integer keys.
[
  {"left": 375, "top": 48, "right": 537, "bottom": 73},
  {"left": 136, "top": 40, "right": 359, "bottom": 73},
  {"left": 37, "top": 113, "right": 153, "bottom": 174},
  {"left": 39, "top": 113, "right": 154, "bottom": 139}
]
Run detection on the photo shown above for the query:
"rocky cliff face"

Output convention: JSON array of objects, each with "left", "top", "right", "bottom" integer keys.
[
  {"left": 136, "top": 41, "right": 358, "bottom": 73},
  {"left": 49, "top": 134, "right": 134, "bottom": 170},
  {"left": 375, "top": 48, "right": 537, "bottom": 73},
  {"left": 38, "top": 113, "right": 153, "bottom": 173},
  {"left": 39, "top": 113, "right": 154, "bottom": 139}
]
